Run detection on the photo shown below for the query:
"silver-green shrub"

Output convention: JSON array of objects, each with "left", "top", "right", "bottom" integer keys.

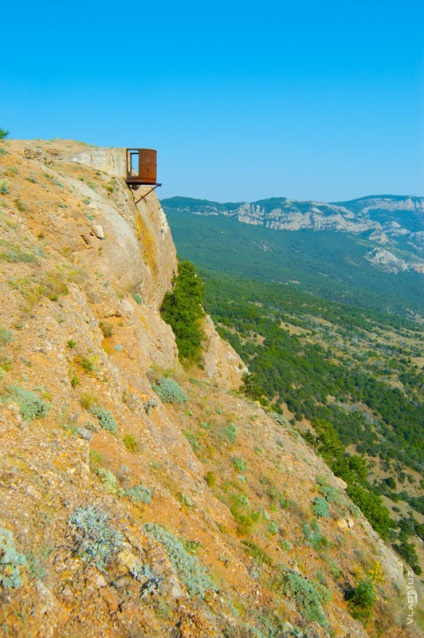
[
  {"left": 125, "top": 485, "right": 152, "bottom": 504},
  {"left": 68, "top": 506, "right": 123, "bottom": 570},
  {"left": 145, "top": 523, "right": 213, "bottom": 597},
  {"left": 0, "top": 527, "right": 26, "bottom": 588},
  {"left": 4, "top": 385, "right": 49, "bottom": 421},
  {"left": 311, "top": 496, "right": 330, "bottom": 518},
  {"left": 153, "top": 377, "right": 188, "bottom": 404},
  {"left": 273, "top": 567, "right": 329, "bottom": 628},
  {"left": 90, "top": 407, "right": 117, "bottom": 432},
  {"left": 97, "top": 468, "right": 122, "bottom": 495}
]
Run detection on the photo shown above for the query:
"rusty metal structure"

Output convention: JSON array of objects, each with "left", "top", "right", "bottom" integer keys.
[{"left": 125, "top": 149, "right": 158, "bottom": 187}]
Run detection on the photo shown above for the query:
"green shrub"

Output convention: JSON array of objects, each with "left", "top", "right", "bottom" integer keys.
[
  {"left": 74, "top": 354, "right": 97, "bottom": 373},
  {"left": 3, "top": 385, "right": 49, "bottom": 421},
  {"left": 312, "top": 496, "right": 330, "bottom": 518},
  {"left": 267, "top": 520, "right": 279, "bottom": 535},
  {"left": 0, "top": 326, "right": 12, "bottom": 345},
  {"left": 177, "top": 492, "right": 194, "bottom": 507},
  {"left": 123, "top": 433, "right": 138, "bottom": 452},
  {"left": 160, "top": 260, "right": 205, "bottom": 362},
  {"left": 0, "top": 128, "right": 9, "bottom": 140},
  {"left": 349, "top": 502, "right": 361, "bottom": 517},
  {"left": 180, "top": 541, "right": 201, "bottom": 557},
  {"left": 153, "top": 377, "right": 188, "bottom": 404},
  {"left": 89, "top": 449, "right": 103, "bottom": 467},
  {"left": 230, "top": 494, "right": 262, "bottom": 535},
  {"left": 97, "top": 468, "right": 121, "bottom": 495},
  {"left": 231, "top": 456, "right": 247, "bottom": 472},
  {"left": 0, "top": 527, "right": 26, "bottom": 588},
  {"left": 242, "top": 540, "right": 273, "bottom": 566},
  {"left": 90, "top": 407, "right": 117, "bottom": 432},
  {"left": 68, "top": 506, "right": 123, "bottom": 570},
  {"left": 145, "top": 523, "right": 213, "bottom": 598},
  {"left": 14, "top": 198, "right": 25, "bottom": 212},
  {"left": 220, "top": 422, "right": 238, "bottom": 444},
  {"left": 132, "top": 293, "right": 142, "bottom": 305},
  {"left": 204, "top": 471, "right": 216, "bottom": 487},
  {"left": 302, "top": 521, "right": 330, "bottom": 551},
  {"left": 316, "top": 476, "right": 344, "bottom": 506},
  {"left": 183, "top": 430, "right": 200, "bottom": 452},
  {"left": 0, "top": 178, "right": 10, "bottom": 195},
  {"left": 346, "top": 578, "right": 376, "bottom": 622}
]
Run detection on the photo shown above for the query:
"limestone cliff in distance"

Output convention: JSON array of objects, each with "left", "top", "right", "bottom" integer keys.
[
  {"left": 0, "top": 138, "right": 421, "bottom": 637},
  {"left": 162, "top": 195, "right": 424, "bottom": 274}
]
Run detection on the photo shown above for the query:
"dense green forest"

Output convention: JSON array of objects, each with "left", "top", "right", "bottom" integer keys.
[{"left": 163, "top": 207, "right": 424, "bottom": 318}]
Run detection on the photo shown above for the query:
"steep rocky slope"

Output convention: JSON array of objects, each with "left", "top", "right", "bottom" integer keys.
[{"left": 0, "top": 139, "right": 422, "bottom": 637}]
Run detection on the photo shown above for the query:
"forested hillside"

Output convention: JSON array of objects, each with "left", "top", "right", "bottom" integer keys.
[
  {"left": 162, "top": 204, "right": 424, "bottom": 577},
  {"left": 163, "top": 205, "right": 424, "bottom": 319},
  {"left": 201, "top": 272, "right": 424, "bottom": 574}
]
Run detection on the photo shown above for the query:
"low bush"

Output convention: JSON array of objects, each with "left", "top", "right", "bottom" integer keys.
[
  {"left": 97, "top": 468, "right": 121, "bottom": 495},
  {"left": 0, "top": 325, "right": 12, "bottom": 345},
  {"left": 68, "top": 505, "right": 123, "bottom": 570},
  {"left": 312, "top": 496, "right": 330, "bottom": 518},
  {"left": 316, "top": 476, "right": 344, "bottom": 506},
  {"left": 125, "top": 485, "right": 152, "bottom": 504},
  {"left": 345, "top": 578, "right": 376, "bottom": 622},
  {"left": 272, "top": 567, "right": 329, "bottom": 628},
  {"left": 183, "top": 430, "right": 200, "bottom": 452},
  {"left": 3, "top": 385, "right": 49, "bottom": 421},
  {"left": 0, "top": 178, "right": 10, "bottom": 195},
  {"left": 90, "top": 407, "right": 117, "bottom": 433},
  {"left": 40, "top": 270, "right": 69, "bottom": 301},
  {"left": 231, "top": 456, "right": 247, "bottom": 472},
  {"left": 145, "top": 523, "right": 213, "bottom": 598},
  {"left": 123, "top": 433, "right": 138, "bottom": 452},
  {"left": 0, "top": 527, "right": 26, "bottom": 588},
  {"left": 153, "top": 377, "right": 187, "bottom": 404},
  {"left": 242, "top": 540, "right": 273, "bottom": 566},
  {"left": 220, "top": 422, "right": 238, "bottom": 444},
  {"left": 204, "top": 471, "right": 216, "bottom": 487},
  {"left": 303, "top": 521, "right": 330, "bottom": 551}
]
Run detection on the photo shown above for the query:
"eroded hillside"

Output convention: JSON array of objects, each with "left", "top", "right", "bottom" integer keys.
[{"left": 0, "top": 139, "right": 422, "bottom": 637}]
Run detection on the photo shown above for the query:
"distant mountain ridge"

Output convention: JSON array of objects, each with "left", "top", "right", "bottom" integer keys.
[{"left": 162, "top": 194, "right": 424, "bottom": 274}]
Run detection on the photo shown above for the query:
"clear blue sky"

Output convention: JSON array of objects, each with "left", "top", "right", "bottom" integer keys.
[{"left": 1, "top": 0, "right": 423, "bottom": 202}]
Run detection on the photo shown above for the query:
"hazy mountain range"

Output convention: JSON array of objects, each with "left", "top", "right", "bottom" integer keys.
[{"left": 162, "top": 194, "right": 424, "bottom": 274}]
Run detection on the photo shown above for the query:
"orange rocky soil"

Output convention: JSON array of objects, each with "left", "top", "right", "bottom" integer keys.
[{"left": 0, "top": 138, "right": 422, "bottom": 637}]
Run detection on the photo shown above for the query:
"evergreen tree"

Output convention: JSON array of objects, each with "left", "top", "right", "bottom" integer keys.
[{"left": 161, "top": 260, "right": 205, "bottom": 363}]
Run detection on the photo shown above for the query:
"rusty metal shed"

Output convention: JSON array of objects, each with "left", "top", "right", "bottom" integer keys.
[{"left": 126, "top": 149, "right": 157, "bottom": 187}]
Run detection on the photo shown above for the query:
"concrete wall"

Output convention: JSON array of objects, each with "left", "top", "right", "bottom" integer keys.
[{"left": 63, "top": 147, "right": 127, "bottom": 178}]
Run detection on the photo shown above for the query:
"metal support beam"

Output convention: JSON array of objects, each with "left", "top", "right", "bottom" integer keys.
[{"left": 133, "top": 183, "right": 162, "bottom": 205}]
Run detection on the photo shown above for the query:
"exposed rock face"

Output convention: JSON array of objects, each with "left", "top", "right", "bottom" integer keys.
[
  {"left": 202, "top": 315, "right": 247, "bottom": 389},
  {"left": 0, "top": 139, "right": 419, "bottom": 638},
  {"left": 366, "top": 247, "right": 410, "bottom": 273}
]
